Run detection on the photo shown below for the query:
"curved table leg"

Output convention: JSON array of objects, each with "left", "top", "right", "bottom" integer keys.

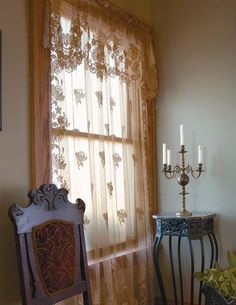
[
  {"left": 169, "top": 236, "right": 178, "bottom": 305},
  {"left": 198, "top": 238, "right": 205, "bottom": 305},
  {"left": 178, "top": 236, "right": 184, "bottom": 305},
  {"left": 211, "top": 232, "right": 219, "bottom": 262},
  {"left": 188, "top": 238, "right": 194, "bottom": 305},
  {"left": 153, "top": 235, "right": 167, "bottom": 305},
  {"left": 208, "top": 233, "right": 214, "bottom": 268}
]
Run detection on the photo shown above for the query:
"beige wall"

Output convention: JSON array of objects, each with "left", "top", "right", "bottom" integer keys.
[
  {"left": 151, "top": 0, "right": 236, "bottom": 302},
  {"left": 0, "top": 0, "right": 29, "bottom": 304},
  {"left": 0, "top": 0, "right": 151, "bottom": 304},
  {"left": 109, "top": 0, "right": 152, "bottom": 26}
]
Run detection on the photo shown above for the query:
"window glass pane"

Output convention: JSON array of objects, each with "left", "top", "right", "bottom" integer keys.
[
  {"left": 52, "top": 135, "right": 135, "bottom": 250},
  {"left": 51, "top": 9, "right": 135, "bottom": 252},
  {"left": 52, "top": 13, "right": 129, "bottom": 138}
]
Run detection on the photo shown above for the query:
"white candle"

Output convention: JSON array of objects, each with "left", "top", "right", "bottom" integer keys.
[
  {"left": 198, "top": 145, "right": 203, "bottom": 164},
  {"left": 167, "top": 149, "right": 171, "bottom": 166},
  {"left": 163, "top": 143, "right": 167, "bottom": 164},
  {"left": 180, "top": 124, "right": 184, "bottom": 146}
]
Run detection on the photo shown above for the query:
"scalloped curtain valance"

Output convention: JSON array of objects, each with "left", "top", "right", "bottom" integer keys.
[{"left": 45, "top": 0, "right": 158, "bottom": 102}]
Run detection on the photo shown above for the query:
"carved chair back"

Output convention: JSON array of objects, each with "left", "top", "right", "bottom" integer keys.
[{"left": 9, "top": 184, "right": 92, "bottom": 305}]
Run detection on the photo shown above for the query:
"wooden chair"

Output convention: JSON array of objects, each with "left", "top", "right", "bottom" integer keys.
[{"left": 9, "top": 184, "right": 92, "bottom": 305}]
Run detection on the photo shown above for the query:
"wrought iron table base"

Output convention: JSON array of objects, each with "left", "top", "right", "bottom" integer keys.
[{"left": 153, "top": 213, "right": 218, "bottom": 305}]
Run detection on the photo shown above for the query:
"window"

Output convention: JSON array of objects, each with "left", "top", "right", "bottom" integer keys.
[
  {"left": 31, "top": 1, "right": 158, "bottom": 304},
  {"left": 51, "top": 11, "right": 136, "bottom": 250}
]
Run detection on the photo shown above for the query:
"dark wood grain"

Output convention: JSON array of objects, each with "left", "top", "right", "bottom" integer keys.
[{"left": 9, "top": 184, "right": 92, "bottom": 305}]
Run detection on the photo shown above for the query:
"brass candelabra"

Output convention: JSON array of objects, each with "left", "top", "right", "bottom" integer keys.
[{"left": 163, "top": 145, "right": 204, "bottom": 217}]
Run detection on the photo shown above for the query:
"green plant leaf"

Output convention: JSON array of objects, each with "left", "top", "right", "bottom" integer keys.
[
  {"left": 194, "top": 253, "right": 236, "bottom": 300},
  {"left": 194, "top": 272, "right": 204, "bottom": 281}
]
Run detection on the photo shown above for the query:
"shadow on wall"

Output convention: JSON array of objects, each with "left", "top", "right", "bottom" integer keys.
[
  {"left": 215, "top": 214, "right": 236, "bottom": 266},
  {"left": 0, "top": 187, "right": 29, "bottom": 305}
]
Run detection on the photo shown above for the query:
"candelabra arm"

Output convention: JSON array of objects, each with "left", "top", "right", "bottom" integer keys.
[
  {"left": 162, "top": 165, "right": 176, "bottom": 179},
  {"left": 188, "top": 164, "right": 204, "bottom": 179},
  {"left": 163, "top": 164, "right": 182, "bottom": 179}
]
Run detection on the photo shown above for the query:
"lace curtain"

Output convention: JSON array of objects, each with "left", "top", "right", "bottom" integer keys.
[{"left": 46, "top": 1, "right": 158, "bottom": 304}]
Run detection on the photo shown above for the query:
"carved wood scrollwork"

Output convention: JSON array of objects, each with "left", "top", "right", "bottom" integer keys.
[
  {"left": 28, "top": 184, "right": 68, "bottom": 210},
  {"left": 9, "top": 184, "right": 86, "bottom": 234},
  {"left": 157, "top": 219, "right": 188, "bottom": 236},
  {"left": 156, "top": 218, "right": 214, "bottom": 238},
  {"left": 9, "top": 203, "right": 24, "bottom": 219},
  {"left": 76, "top": 198, "right": 86, "bottom": 212}
]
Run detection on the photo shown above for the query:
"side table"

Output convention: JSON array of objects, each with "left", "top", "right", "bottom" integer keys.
[{"left": 153, "top": 213, "right": 218, "bottom": 305}]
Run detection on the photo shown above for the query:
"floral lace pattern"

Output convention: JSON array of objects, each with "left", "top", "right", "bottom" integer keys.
[
  {"left": 52, "top": 137, "right": 70, "bottom": 191},
  {"left": 74, "top": 89, "right": 85, "bottom": 105},
  {"left": 47, "top": 1, "right": 158, "bottom": 305},
  {"left": 107, "top": 182, "right": 113, "bottom": 197},
  {"left": 117, "top": 209, "right": 128, "bottom": 224},
  {"left": 103, "top": 212, "right": 108, "bottom": 227},
  {"left": 136, "top": 208, "right": 144, "bottom": 221},
  {"left": 88, "top": 256, "right": 151, "bottom": 305},
  {"left": 95, "top": 91, "right": 103, "bottom": 108},
  {"left": 104, "top": 123, "right": 110, "bottom": 136},
  {"left": 51, "top": 76, "right": 70, "bottom": 129},
  {"left": 48, "top": 0, "right": 157, "bottom": 99},
  {"left": 99, "top": 151, "right": 105, "bottom": 167},
  {"left": 113, "top": 153, "right": 122, "bottom": 168},
  {"left": 110, "top": 97, "right": 116, "bottom": 112},
  {"left": 75, "top": 151, "right": 87, "bottom": 169},
  {"left": 52, "top": 144, "right": 67, "bottom": 171}
]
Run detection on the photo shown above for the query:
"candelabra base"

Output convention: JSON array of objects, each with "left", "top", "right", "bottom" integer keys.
[{"left": 176, "top": 209, "right": 192, "bottom": 217}]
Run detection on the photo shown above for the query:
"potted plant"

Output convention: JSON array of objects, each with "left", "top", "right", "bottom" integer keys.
[{"left": 194, "top": 251, "right": 236, "bottom": 305}]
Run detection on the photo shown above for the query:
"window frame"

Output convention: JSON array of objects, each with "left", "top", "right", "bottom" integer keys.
[
  {"left": 30, "top": 0, "right": 51, "bottom": 187},
  {"left": 30, "top": 0, "right": 157, "bottom": 236}
]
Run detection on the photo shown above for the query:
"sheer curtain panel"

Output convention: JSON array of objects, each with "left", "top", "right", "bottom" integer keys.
[{"left": 31, "top": 0, "right": 158, "bottom": 304}]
